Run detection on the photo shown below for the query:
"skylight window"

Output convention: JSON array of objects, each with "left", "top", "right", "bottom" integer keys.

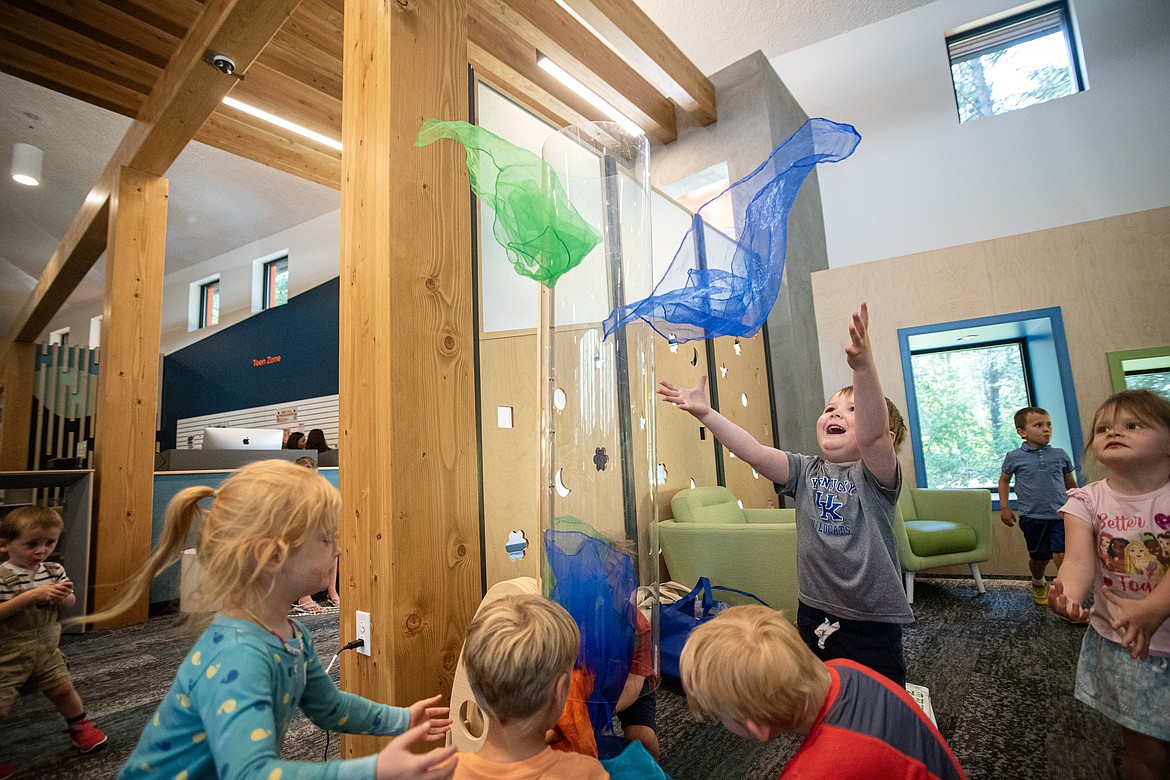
[{"left": 947, "top": 2, "right": 1084, "bottom": 124}]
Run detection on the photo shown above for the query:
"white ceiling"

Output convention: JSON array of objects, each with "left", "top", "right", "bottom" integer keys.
[{"left": 0, "top": 0, "right": 937, "bottom": 344}]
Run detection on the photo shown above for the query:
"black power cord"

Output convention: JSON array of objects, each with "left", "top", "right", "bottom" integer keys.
[{"left": 323, "top": 638, "right": 366, "bottom": 760}]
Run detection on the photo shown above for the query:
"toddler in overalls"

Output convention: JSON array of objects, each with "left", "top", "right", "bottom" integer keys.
[{"left": 0, "top": 505, "right": 107, "bottom": 779}]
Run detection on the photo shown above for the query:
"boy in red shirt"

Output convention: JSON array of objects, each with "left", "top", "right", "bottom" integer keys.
[{"left": 681, "top": 605, "right": 965, "bottom": 780}]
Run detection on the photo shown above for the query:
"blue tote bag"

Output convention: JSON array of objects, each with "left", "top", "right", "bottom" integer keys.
[{"left": 659, "top": 577, "right": 769, "bottom": 684}]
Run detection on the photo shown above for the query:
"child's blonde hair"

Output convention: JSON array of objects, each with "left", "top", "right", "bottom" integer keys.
[
  {"left": 463, "top": 594, "right": 579, "bottom": 725},
  {"left": 79, "top": 459, "right": 339, "bottom": 625},
  {"left": 1085, "top": 389, "right": 1170, "bottom": 465},
  {"left": 0, "top": 505, "right": 64, "bottom": 542},
  {"left": 680, "top": 605, "right": 828, "bottom": 731},
  {"left": 833, "top": 386, "right": 908, "bottom": 453}
]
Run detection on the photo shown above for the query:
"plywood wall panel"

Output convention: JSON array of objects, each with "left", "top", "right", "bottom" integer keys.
[
  {"left": 712, "top": 332, "right": 778, "bottom": 508},
  {"left": 479, "top": 333, "right": 540, "bottom": 586},
  {"left": 812, "top": 206, "right": 1170, "bottom": 577}
]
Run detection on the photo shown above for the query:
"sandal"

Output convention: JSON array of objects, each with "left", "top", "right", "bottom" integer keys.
[
  {"left": 326, "top": 597, "right": 341, "bottom": 608},
  {"left": 290, "top": 601, "right": 323, "bottom": 615}
]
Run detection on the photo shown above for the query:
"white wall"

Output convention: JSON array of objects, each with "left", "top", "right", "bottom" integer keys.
[
  {"left": 771, "top": 0, "right": 1170, "bottom": 268},
  {"left": 158, "top": 209, "right": 340, "bottom": 353},
  {"left": 39, "top": 209, "right": 341, "bottom": 355}
]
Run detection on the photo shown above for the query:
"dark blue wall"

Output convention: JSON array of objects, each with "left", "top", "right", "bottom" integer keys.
[{"left": 160, "top": 277, "right": 339, "bottom": 449}]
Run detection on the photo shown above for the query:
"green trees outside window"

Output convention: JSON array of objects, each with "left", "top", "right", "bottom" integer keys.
[{"left": 911, "top": 342, "right": 1030, "bottom": 489}]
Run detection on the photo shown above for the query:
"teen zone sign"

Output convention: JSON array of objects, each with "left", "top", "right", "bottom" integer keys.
[{"left": 252, "top": 355, "right": 282, "bottom": 367}]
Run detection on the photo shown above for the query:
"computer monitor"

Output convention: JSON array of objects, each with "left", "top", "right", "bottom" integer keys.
[{"left": 201, "top": 427, "right": 284, "bottom": 450}]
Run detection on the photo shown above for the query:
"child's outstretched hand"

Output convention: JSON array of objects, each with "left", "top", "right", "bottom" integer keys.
[
  {"left": 374, "top": 721, "right": 457, "bottom": 779},
  {"left": 1048, "top": 579, "right": 1090, "bottom": 624},
  {"left": 1102, "top": 589, "right": 1168, "bottom": 661},
  {"left": 408, "top": 695, "right": 452, "bottom": 740},
  {"left": 658, "top": 375, "right": 711, "bottom": 418},
  {"left": 844, "top": 302, "right": 875, "bottom": 371}
]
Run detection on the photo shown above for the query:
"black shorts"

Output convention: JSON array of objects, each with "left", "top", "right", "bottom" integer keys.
[
  {"left": 616, "top": 684, "right": 657, "bottom": 730},
  {"left": 797, "top": 601, "right": 906, "bottom": 687}
]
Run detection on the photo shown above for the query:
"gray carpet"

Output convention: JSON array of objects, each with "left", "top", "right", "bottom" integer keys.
[{"left": 4, "top": 578, "right": 1121, "bottom": 779}]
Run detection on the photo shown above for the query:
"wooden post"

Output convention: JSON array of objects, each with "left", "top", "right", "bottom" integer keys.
[
  {"left": 338, "top": 0, "right": 481, "bottom": 758},
  {"left": 90, "top": 166, "right": 168, "bottom": 626},
  {"left": 0, "top": 342, "right": 37, "bottom": 471}
]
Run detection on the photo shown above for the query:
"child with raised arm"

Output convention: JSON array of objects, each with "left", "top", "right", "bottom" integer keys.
[
  {"left": 680, "top": 604, "right": 965, "bottom": 779},
  {"left": 659, "top": 303, "right": 913, "bottom": 685},
  {"left": 998, "top": 406, "right": 1079, "bottom": 607},
  {"left": 86, "top": 459, "right": 456, "bottom": 780},
  {"left": 1, "top": 506, "right": 107, "bottom": 779},
  {"left": 452, "top": 593, "right": 608, "bottom": 779},
  {"left": 1049, "top": 390, "right": 1170, "bottom": 779}
]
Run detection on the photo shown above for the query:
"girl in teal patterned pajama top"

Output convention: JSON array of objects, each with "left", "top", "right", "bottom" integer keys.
[{"left": 81, "top": 460, "right": 458, "bottom": 780}]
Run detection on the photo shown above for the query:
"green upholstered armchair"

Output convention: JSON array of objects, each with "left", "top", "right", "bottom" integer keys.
[
  {"left": 894, "top": 486, "right": 993, "bottom": 603},
  {"left": 657, "top": 486, "right": 799, "bottom": 619}
]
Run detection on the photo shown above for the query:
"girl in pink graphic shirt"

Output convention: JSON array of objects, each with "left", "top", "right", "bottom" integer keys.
[{"left": 1049, "top": 389, "right": 1170, "bottom": 780}]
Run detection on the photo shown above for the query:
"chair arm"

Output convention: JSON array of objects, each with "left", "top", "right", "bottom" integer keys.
[
  {"left": 657, "top": 520, "right": 799, "bottom": 621},
  {"left": 910, "top": 488, "right": 994, "bottom": 559},
  {"left": 743, "top": 508, "right": 796, "bottom": 525}
]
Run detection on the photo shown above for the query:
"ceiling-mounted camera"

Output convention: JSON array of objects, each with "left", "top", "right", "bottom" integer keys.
[{"left": 207, "top": 54, "right": 237, "bottom": 76}]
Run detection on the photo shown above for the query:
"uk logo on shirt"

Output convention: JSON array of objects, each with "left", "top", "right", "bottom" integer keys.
[
  {"left": 815, "top": 490, "right": 843, "bottom": 521},
  {"left": 810, "top": 475, "right": 854, "bottom": 536}
]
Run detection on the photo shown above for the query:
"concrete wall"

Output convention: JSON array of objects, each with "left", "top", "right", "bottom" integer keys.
[
  {"left": 652, "top": 51, "right": 830, "bottom": 455},
  {"left": 772, "top": 0, "right": 1170, "bottom": 268}
]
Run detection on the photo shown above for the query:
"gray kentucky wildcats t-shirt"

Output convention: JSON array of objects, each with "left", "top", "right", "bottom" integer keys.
[{"left": 780, "top": 453, "right": 914, "bottom": 624}]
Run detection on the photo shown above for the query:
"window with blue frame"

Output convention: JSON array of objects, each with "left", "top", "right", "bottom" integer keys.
[{"left": 899, "top": 308, "right": 1082, "bottom": 506}]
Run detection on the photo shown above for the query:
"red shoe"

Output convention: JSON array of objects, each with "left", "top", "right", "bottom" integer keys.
[
  {"left": 0, "top": 762, "right": 16, "bottom": 779},
  {"left": 67, "top": 720, "right": 108, "bottom": 752}
]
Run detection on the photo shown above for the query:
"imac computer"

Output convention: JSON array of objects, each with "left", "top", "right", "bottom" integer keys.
[{"left": 201, "top": 427, "right": 284, "bottom": 450}]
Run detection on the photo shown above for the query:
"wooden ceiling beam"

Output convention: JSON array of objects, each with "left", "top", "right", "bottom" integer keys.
[
  {"left": 0, "top": 46, "right": 145, "bottom": 119},
  {"left": 472, "top": 0, "right": 677, "bottom": 144},
  {"left": 196, "top": 110, "right": 342, "bottom": 189},
  {"left": 229, "top": 61, "right": 343, "bottom": 142},
  {"left": 0, "top": 3, "right": 161, "bottom": 96},
  {"left": 559, "top": 0, "right": 716, "bottom": 125},
  {"left": 260, "top": 30, "right": 344, "bottom": 102},
  {"left": 21, "top": 0, "right": 182, "bottom": 69},
  {"left": 8, "top": 0, "right": 303, "bottom": 344},
  {"left": 468, "top": 4, "right": 605, "bottom": 130},
  {"left": 282, "top": 0, "right": 344, "bottom": 63},
  {"left": 99, "top": 0, "right": 204, "bottom": 41}
]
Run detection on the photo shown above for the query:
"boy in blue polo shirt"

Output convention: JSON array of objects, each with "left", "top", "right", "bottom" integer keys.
[{"left": 997, "top": 406, "right": 1078, "bottom": 606}]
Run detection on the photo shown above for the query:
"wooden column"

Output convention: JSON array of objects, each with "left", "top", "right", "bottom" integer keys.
[
  {"left": 338, "top": 0, "right": 481, "bottom": 757},
  {"left": 0, "top": 342, "right": 37, "bottom": 470},
  {"left": 90, "top": 166, "right": 168, "bottom": 626}
]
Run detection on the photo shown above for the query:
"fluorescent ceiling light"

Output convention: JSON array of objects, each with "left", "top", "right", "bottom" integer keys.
[
  {"left": 536, "top": 54, "right": 644, "bottom": 136},
  {"left": 221, "top": 96, "right": 343, "bottom": 151}
]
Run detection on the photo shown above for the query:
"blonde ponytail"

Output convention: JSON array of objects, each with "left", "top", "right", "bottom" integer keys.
[{"left": 69, "top": 485, "right": 213, "bottom": 627}]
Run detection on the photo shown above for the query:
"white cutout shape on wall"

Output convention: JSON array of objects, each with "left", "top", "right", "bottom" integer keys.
[
  {"left": 497, "top": 406, "right": 513, "bottom": 429},
  {"left": 505, "top": 530, "right": 528, "bottom": 561},
  {"left": 555, "top": 468, "right": 571, "bottom": 497},
  {"left": 553, "top": 387, "right": 567, "bottom": 411}
]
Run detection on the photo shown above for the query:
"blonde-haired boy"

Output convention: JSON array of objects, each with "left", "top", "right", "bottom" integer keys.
[
  {"left": 1, "top": 507, "right": 107, "bottom": 778},
  {"left": 454, "top": 594, "right": 608, "bottom": 779},
  {"left": 681, "top": 606, "right": 966, "bottom": 780}
]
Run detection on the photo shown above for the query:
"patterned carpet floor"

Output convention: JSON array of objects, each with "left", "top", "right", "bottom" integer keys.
[{"left": 4, "top": 578, "right": 1120, "bottom": 779}]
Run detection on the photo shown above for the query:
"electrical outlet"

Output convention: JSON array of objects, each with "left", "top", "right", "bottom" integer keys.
[{"left": 355, "top": 610, "right": 371, "bottom": 656}]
